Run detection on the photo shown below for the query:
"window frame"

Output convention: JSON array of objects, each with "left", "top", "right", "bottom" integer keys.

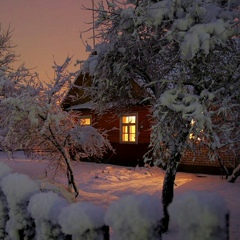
[{"left": 120, "top": 113, "right": 138, "bottom": 144}]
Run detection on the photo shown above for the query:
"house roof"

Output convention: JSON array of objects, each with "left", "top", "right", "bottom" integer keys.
[
  {"left": 66, "top": 102, "right": 93, "bottom": 111},
  {"left": 61, "top": 72, "right": 92, "bottom": 110},
  {"left": 62, "top": 69, "right": 148, "bottom": 111}
]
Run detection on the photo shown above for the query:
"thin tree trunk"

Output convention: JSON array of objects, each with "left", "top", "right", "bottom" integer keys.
[
  {"left": 161, "top": 152, "right": 181, "bottom": 233},
  {"left": 46, "top": 125, "right": 79, "bottom": 197},
  {"left": 217, "top": 156, "right": 229, "bottom": 179},
  {"left": 228, "top": 163, "right": 240, "bottom": 183},
  {"left": 62, "top": 148, "right": 79, "bottom": 197},
  {"left": 161, "top": 128, "right": 189, "bottom": 233}
]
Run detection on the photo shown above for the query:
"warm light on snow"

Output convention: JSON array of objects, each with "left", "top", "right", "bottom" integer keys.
[{"left": 0, "top": 152, "right": 239, "bottom": 239}]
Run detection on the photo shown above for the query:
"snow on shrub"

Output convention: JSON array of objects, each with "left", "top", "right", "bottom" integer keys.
[
  {"left": 169, "top": 191, "right": 229, "bottom": 240},
  {"left": 105, "top": 194, "right": 163, "bottom": 240},
  {"left": 27, "top": 191, "right": 68, "bottom": 240},
  {"left": 0, "top": 162, "right": 12, "bottom": 239},
  {"left": 0, "top": 190, "right": 8, "bottom": 239},
  {"left": 58, "top": 201, "right": 106, "bottom": 240},
  {"left": 0, "top": 162, "right": 12, "bottom": 180},
  {"left": 1, "top": 173, "right": 39, "bottom": 240}
]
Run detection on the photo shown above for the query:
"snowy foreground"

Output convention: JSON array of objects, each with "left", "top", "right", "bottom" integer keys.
[{"left": 0, "top": 151, "right": 239, "bottom": 240}]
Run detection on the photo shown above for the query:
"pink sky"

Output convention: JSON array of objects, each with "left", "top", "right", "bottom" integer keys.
[{"left": 0, "top": 0, "right": 94, "bottom": 81}]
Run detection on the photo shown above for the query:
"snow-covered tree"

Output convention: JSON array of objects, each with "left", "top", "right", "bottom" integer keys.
[
  {"left": 83, "top": 0, "right": 240, "bottom": 232},
  {"left": 0, "top": 26, "right": 16, "bottom": 68},
  {"left": 0, "top": 27, "right": 112, "bottom": 197}
]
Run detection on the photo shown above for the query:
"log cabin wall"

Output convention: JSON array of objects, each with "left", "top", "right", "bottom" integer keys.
[
  {"left": 75, "top": 106, "right": 237, "bottom": 174},
  {"left": 78, "top": 106, "right": 151, "bottom": 166}
]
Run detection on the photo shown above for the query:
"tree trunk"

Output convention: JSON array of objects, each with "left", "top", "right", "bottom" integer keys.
[
  {"left": 62, "top": 148, "right": 79, "bottom": 197},
  {"left": 161, "top": 152, "right": 181, "bottom": 233},
  {"left": 217, "top": 156, "right": 229, "bottom": 179},
  {"left": 46, "top": 126, "right": 79, "bottom": 197},
  {"left": 228, "top": 163, "right": 240, "bottom": 183},
  {"left": 161, "top": 128, "right": 189, "bottom": 233}
]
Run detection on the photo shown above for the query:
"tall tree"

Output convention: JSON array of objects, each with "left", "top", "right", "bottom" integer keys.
[
  {"left": 84, "top": 0, "right": 240, "bottom": 231},
  {"left": 0, "top": 27, "right": 112, "bottom": 197}
]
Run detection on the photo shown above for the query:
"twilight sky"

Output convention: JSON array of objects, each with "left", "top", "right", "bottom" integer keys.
[{"left": 0, "top": 0, "right": 95, "bottom": 82}]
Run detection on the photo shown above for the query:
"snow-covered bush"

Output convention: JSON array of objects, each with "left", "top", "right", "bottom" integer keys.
[
  {"left": 105, "top": 194, "right": 163, "bottom": 240},
  {"left": 58, "top": 201, "right": 107, "bottom": 240},
  {"left": 0, "top": 162, "right": 12, "bottom": 180},
  {"left": 0, "top": 190, "right": 8, "bottom": 240},
  {"left": 169, "top": 191, "right": 229, "bottom": 240},
  {"left": 0, "top": 162, "right": 12, "bottom": 239},
  {"left": 69, "top": 125, "right": 112, "bottom": 159},
  {"left": 27, "top": 191, "right": 69, "bottom": 240},
  {"left": 1, "top": 173, "right": 39, "bottom": 240}
]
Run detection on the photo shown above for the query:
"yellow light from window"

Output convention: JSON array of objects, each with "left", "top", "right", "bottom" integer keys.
[
  {"left": 122, "top": 134, "right": 128, "bottom": 142},
  {"left": 121, "top": 116, "right": 136, "bottom": 142},
  {"left": 122, "top": 116, "right": 136, "bottom": 124},
  {"left": 189, "top": 133, "right": 194, "bottom": 139},
  {"left": 189, "top": 119, "right": 202, "bottom": 141},
  {"left": 80, "top": 118, "right": 91, "bottom": 125}
]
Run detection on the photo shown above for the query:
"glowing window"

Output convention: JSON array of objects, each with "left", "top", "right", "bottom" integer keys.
[
  {"left": 189, "top": 119, "right": 202, "bottom": 141},
  {"left": 121, "top": 115, "right": 137, "bottom": 143},
  {"left": 80, "top": 116, "right": 91, "bottom": 126}
]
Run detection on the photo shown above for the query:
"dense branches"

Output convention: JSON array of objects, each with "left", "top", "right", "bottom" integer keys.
[
  {"left": 84, "top": 0, "right": 240, "bottom": 232},
  {"left": 0, "top": 27, "right": 112, "bottom": 197}
]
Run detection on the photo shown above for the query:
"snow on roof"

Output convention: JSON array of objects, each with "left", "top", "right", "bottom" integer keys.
[{"left": 66, "top": 102, "right": 93, "bottom": 110}]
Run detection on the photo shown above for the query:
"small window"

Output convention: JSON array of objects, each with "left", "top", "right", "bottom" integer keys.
[
  {"left": 120, "top": 114, "right": 137, "bottom": 143},
  {"left": 80, "top": 116, "right": 92, "bottom": 126}
]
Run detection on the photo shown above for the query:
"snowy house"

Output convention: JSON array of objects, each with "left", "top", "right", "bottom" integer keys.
[
  {"left": 62, "top": 72, "right": 238, "bottom": 174},
  {"left": 62, "top": 72, "right": 151, "bottom": 167}
]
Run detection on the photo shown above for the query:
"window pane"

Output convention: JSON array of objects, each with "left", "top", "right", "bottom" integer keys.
[
  {"left": 122, "top": 134, "right": 128, "bottom": 142},
  {"left": 122, "top": 126, "right": 128, "bottom": 134},
  {"left": 129, "top": 125, "right": 136, "bottom": 134},
  {"left": 80, "top": 118, "right": 91, "bottom": 125},
  {"left": 122, "top": 116, "right": 136, "bottom": 124},
  {"left": 129, "top": 134, "right": 136, "bottom": 142},
  {"left": 122, "top": 116, "right": 128, "bottom": 124},
  {"left": 128, "top": 116, "right": 136, "bottom": 123}
]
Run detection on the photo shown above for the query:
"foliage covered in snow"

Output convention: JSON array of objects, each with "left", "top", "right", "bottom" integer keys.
[
  {"left": 105, "top": 194, "right": 162, "bottom": 240},
  {"left": 1, "top": 173, "right": 39, "bottom": 206},
  {"left": 28, "top": 191, "right": 68, "bottom": 240},
  {"left": 0, "top": 162, "right": 12, "bottom": 180},
  {"left": 69, "top": 125, "right": 112, "bottom": 159},
  {"left": 88, "top": 0, "right": 240, "bottom": 164},
  {"left": 84, "top": 0, "right": 240, "bottom": 231},
  {"left": 0, "top": 28, "right": 112, "bottom": 195},
  {"left": 1, "top": 173, "right": 39, "bottom": 240},
  {"left": 0, "top": 190, "right": 8, "bottom": 239},
  {"left": 169, "top": 191, "right": 229, "bottom": 240},
  {"left": 58, "top": 201, "right": 106, "bottom": 239},
  {"left": 0, "top": 162, "right": 11, "bottom": 239}
]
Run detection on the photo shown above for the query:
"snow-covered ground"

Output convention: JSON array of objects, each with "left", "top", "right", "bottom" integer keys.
[{"left": 0, "top": 151, "right": 239, "bottom": 240}]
